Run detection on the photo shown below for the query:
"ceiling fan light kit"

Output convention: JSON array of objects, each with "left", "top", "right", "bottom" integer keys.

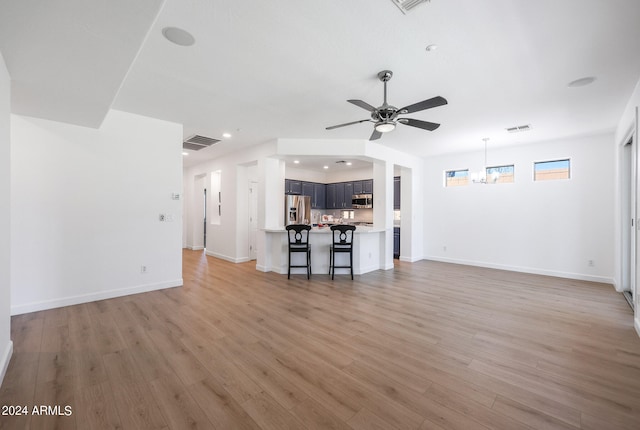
[
  {"left": 375, "top": 121, "right": 396, "bottom": 133},
  {"left": 326, "top": 70, "right": 447, "bottom": 141}
]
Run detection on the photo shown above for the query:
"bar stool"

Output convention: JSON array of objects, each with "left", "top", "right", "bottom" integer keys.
[
  {"left": 286, "top": 224, "right": 312, "bottom": 279},
  {"left": 329, "top": 225, "right": 355, "bottom": 280}
]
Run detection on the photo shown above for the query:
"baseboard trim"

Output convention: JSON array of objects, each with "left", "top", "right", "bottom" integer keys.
[
  {"left": 205, "top": 250, "right": 250, "bottom": 264},
  {"left": 188, "top": 246, "right": 205, "bottom": 251},
  {"left": 423, "top": 255, "right": 614, "bottom": 285},
  {"left": 256, "top": 264, "right": 270, "bottom": 272},
  {"left": 10, "top": 279, "right": 183, "bottom": 316},
  {"left": 0, "top": 340, "right": 13, "bottom": 388},
  {"left": 635, "top": 318, "right": 640, "bottom": 338},
  {"left": 399, "top": 255, "right": 422, "bottom": 263}
]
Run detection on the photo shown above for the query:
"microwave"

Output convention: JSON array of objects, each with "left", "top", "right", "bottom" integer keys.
[{"left": 352, "top": 194, "right": 373, "bottom": 209}]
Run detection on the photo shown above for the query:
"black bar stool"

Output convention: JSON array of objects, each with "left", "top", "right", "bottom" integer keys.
[
  {"left": 286, "top": 224, "right": 312, "bottom": 279},
  {"left": 329, "top": 225, "right": 355, "bottom": 280}
]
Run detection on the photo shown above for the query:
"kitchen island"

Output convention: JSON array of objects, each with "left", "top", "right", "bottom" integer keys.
[{"left": 260, "top": 225, "right": 386, "bottom": 277}]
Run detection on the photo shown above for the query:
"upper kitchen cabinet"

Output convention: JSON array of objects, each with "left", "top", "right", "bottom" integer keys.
[
  {"left": 312, "top": 183, "right": 326, "bottom": 209},
  {"left": 301, "top": 181, "right": 314, "bottom": 198},
  {"left": 330, "top": 183, "right": 346, "bottom": 209},
  {"left": 285, "top": 179, "right": 302, "bottom": 195},
  {"left": 343, "top": 182, "right": 353, "bottom": 208},
  {"left": 351, "top": 180, "right": 372, "bottom": 194},
  {"left": 326, "top": 182, "right": 354, "bottom": 209}
]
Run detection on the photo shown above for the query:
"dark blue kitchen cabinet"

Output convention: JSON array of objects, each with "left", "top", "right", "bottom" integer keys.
[
  {"left": 301, "top": 181, "right": 314, "bottom": 198},
  {"left": 327, "top": 182, "right": 348, "bottom": 209},
  {"left": 362, "top": 179, "right": 373, "bottom": 194},
  {"left": 290, "top": 179, "right": 372, "bottom": 209},
  {"left": 325, "top": 183, "right": 336, "bottom": 209},
  {"left": 335, "top": 183, "right": 345, "bottom": 209},
  {"left": 393, "top": 227, "right": 400, "bottom": 259},
  {"left": 313, "top": 183, "right": 326, "bottom": 209},
  {"left": 343, "top": 182, "right": 353, "bottom": 208},
  {"left": 285, "top": 179, "right": 302, "bottom": 195}
]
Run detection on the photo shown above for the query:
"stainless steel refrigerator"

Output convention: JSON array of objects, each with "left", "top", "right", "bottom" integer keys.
[{"left": 285, "top": 195, "right": 311, "bottom": 226}]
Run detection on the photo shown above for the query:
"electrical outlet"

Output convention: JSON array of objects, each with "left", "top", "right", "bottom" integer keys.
[
  {"left": 159, "top": 213, "right": 166, "bottom": 222},
  {"left": 443, "top": 246, "right": 447, "bottom": 252},
  {"left": 588, "top": 260, "right": 594, "bottom": 267},
  {"left": 141, "top": 265, "right": 147, "bottom": 274}
]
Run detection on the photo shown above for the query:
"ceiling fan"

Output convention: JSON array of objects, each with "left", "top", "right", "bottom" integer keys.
[{"left": 326, "top": 70, "right": 447, "bottom": 141}]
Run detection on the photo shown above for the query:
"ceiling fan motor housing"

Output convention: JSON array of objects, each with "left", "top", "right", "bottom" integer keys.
[{"left": 373, "top": 107, "right": 397, "bottom": 121}]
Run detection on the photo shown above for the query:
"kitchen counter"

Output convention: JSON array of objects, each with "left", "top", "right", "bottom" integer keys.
[
  {"left": 264, "top": 225, "right": 383, "bottom": 234},
  {"left": 261, "top": 226, "right": 386, "bottom": 276}
]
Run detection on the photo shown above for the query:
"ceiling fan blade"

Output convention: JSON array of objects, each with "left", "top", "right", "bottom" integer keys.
[
  {"left": 398, "top": 118, "right": 440, "bottom": 131},
  {"left": 369, "top": 129, "right": 382, "bottom": 141},
  {"left": 326, "top": 119, "right": 370, "bottom": 130},
  {"left": 348, "top": 99, "right": 377, "bottom": 112},
  {"left": 398, "top": 96, "right": 447, "bottom": 114}
]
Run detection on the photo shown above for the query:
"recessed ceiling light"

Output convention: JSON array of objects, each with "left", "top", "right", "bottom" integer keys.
[
  {"left": 222, "top": 133, "right": 232, "bottom": 138},
  {"left": 162, "top": 27, "right": 195, "bottom": 47},
  {"left": 293, "top": 160, "right": 300, "bottom": 164},
  {"left": 323, "top": 165, "right": 329, "bottom": 169},
  {"left": 346, "top": 162, "right": 353, "bottom": 166},
  {"left": 425, "top": 44, "right": 438, "bottom": 52},
  {"left": 182, "top": 152, "right": 189, "bottom": 156},
  {"left": 568, "top": 76, "right": 596, "bottom": 88}
]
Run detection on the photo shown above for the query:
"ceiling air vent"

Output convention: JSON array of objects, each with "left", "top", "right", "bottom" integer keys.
[
  {"left": 506, "top": 124, "right": 532, "bottom": 133},
  {"left": 182, "top": 134, "right": 220, "bottom": 151},
  {"left": 390, "top": 0, "right": 431, "bottom": 14}
]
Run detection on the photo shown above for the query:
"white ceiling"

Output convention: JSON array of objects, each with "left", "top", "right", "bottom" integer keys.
[
  {"left": 2, "top": 0, "right": 640, "bottom": 167},
  {"left": 0, "top": 0, "right": 164, "bottom": 128}
]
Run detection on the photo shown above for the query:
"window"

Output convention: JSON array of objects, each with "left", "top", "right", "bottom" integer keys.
[
  {"left": 534, "top": 159, "right": 570, "bottom": 181},
  {"left": 445, "top": 169, "right": 469, "bottom": 187},
  {"left": 486, "top": 165, "right": 514, "bottom": 183}
]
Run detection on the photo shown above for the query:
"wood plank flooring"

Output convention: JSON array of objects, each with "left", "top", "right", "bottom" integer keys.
[{"left": 2, "top": 249, "right": 640, "bottom": 429}]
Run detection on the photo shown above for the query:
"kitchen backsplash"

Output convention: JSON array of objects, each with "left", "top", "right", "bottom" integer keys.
[{"left": 311, "top": 208, "right": 373, "bottom": 224}]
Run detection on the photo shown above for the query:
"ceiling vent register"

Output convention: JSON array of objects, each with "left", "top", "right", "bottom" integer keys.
[
  {"left": 182, "top": 135, "right": 220, "bottom": 151},
  {"left": 506, "top": 124, "right": 532, "bottom": 133},
  {"left": 390, "top": 0, "right": 431, "bottom": 14}
]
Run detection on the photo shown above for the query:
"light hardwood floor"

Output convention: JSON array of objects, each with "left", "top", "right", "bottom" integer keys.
[{"left": 2, "top": 249, "right": 640, "bottom": 429}]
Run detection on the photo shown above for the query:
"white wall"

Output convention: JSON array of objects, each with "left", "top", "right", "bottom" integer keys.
[
  {"left": 183, "top": 142, "right": 278, "bottom": 263},
  {"left": 11, "top": 110, "right": 183, "bottom": 314},
  {"left": 424, "top": 132, "right": 615, "bottom": 283},
  {"left": 0, "top": 51, "right": 13, "bottom": 386}
]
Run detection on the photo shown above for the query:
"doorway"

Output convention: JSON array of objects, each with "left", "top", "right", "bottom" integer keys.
[
  {"left": 192, "top": 174, "right": 207, "bottom": 251},
  {"left": 622, "top": 135, "right": 636, "bottom": 309},
  {"left": 249, "top": 181, "right": 258, "bottom": 260}
]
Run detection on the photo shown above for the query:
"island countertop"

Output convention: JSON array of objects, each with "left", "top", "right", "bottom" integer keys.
[
  {"left": 261, "top": 226, "right": 387, "bottom": 276},
  {"left": 263, "top": 225, "right": 384, "bottom": 234}
]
